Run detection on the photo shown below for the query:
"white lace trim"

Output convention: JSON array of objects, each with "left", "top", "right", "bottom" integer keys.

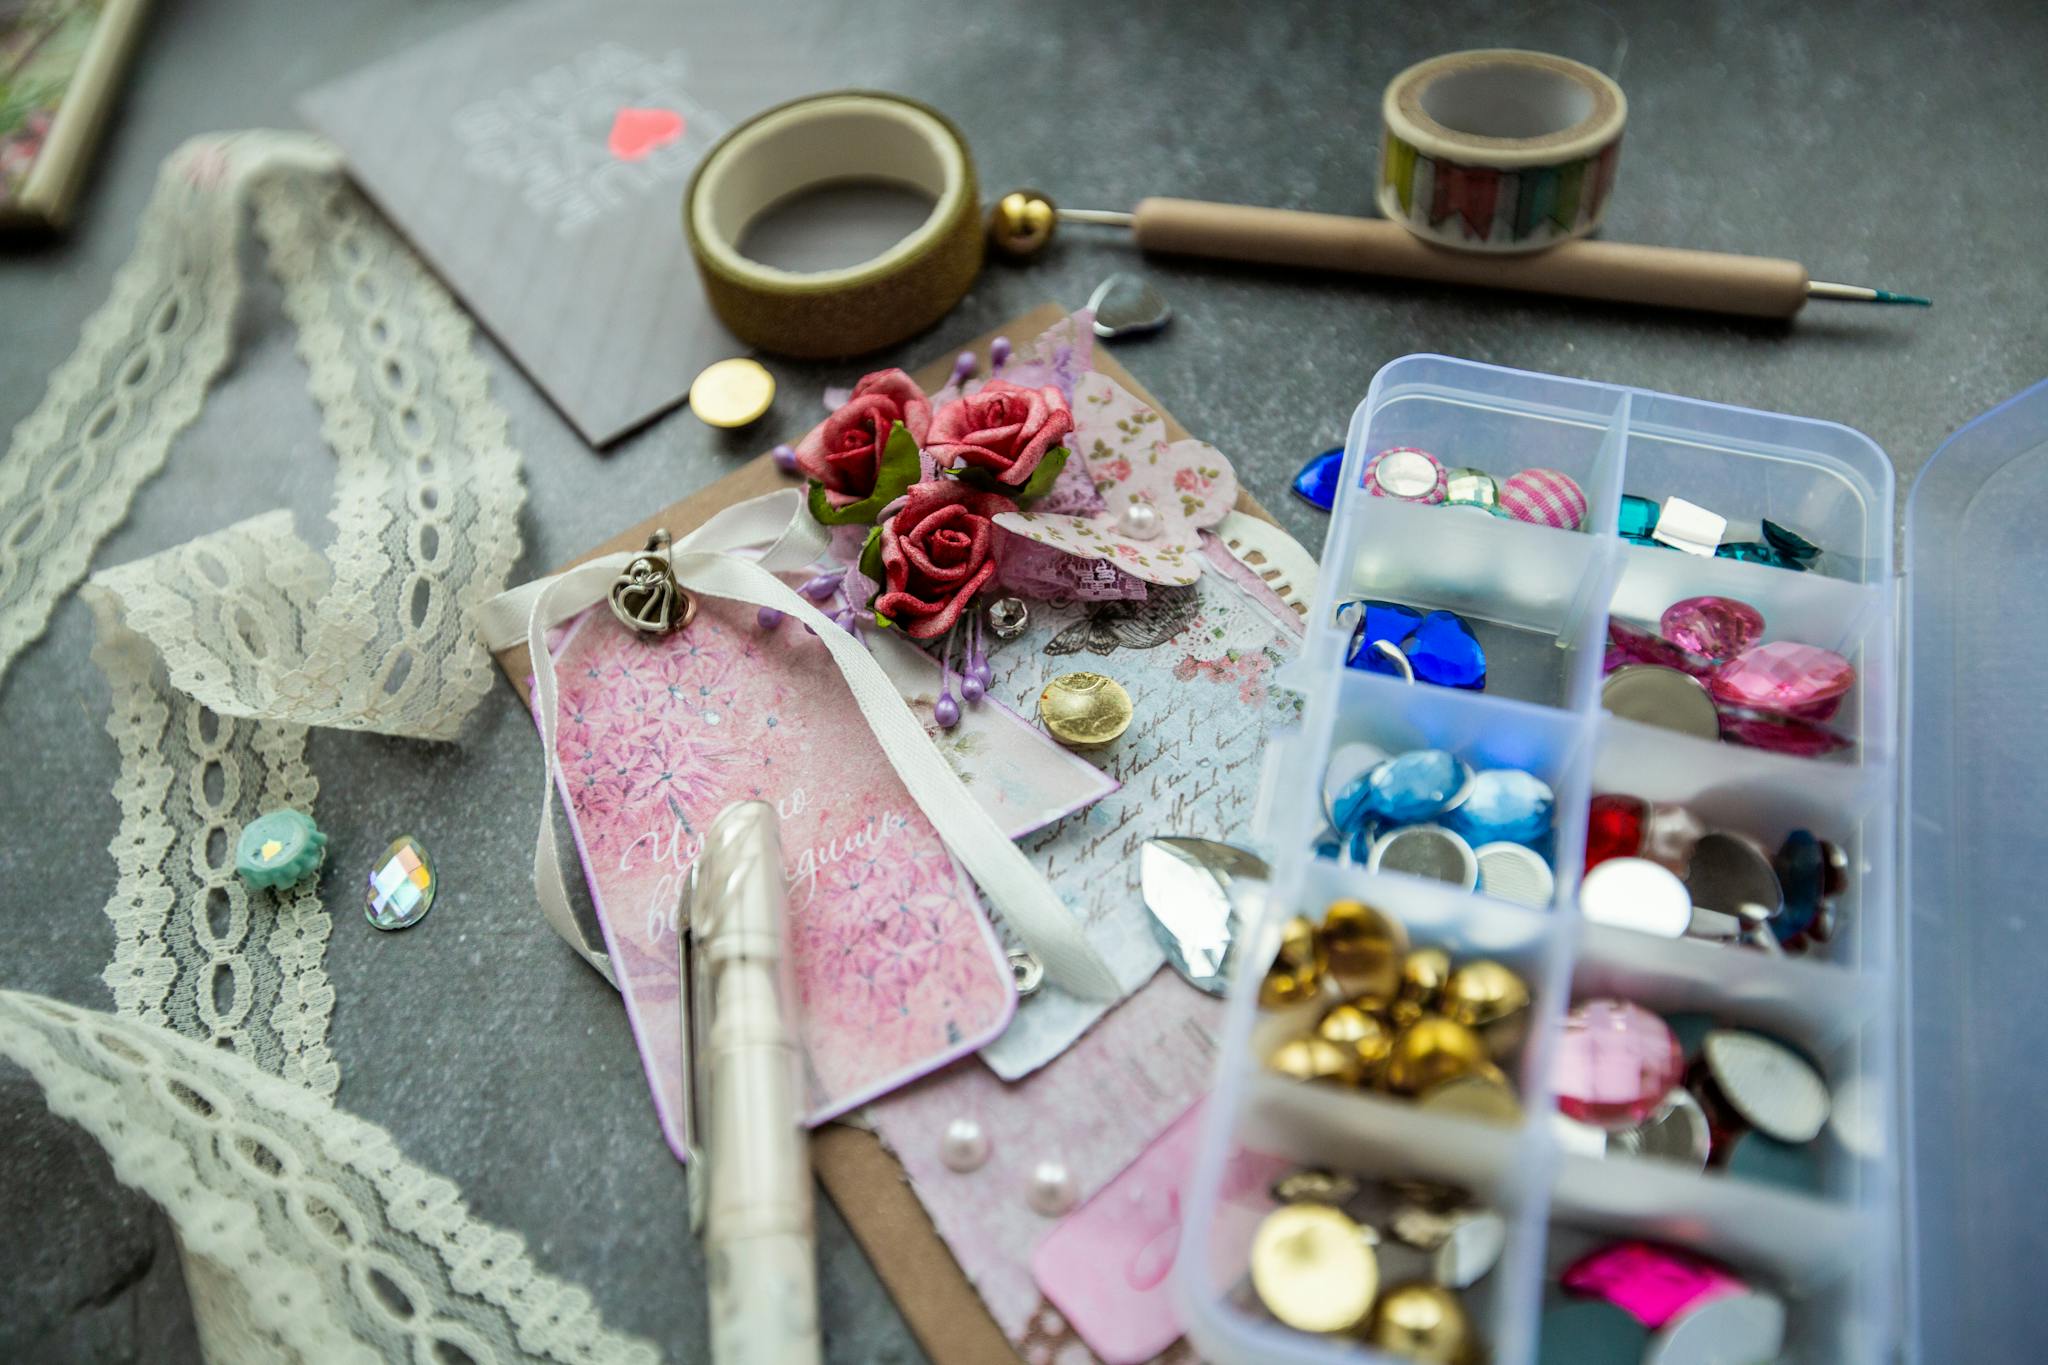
[
  {"left": 0, "top": 132, "right": 653, "bottom": 1361},
  {"left": 0, "top": 992, "right": 658, "bottom": 1364}
]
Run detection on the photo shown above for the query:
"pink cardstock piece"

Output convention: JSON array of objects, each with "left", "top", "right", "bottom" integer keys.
[
  {"left": 545, "top": 599, "right": 1017, "bottom": 1158},
  {"left": 1560, "top": 1240, "right": 1749, "bottom": 1330},
  {"left": 867, "top": 972, "right": 1225, "bottom": 1350},
  {"left": 1031, "top": 1099, "right": 1288, "bottom": 1364}
]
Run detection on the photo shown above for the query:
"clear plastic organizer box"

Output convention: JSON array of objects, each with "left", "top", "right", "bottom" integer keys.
[{"left": 1173, "top": 358, "right": 2048, "bottom": 1364}]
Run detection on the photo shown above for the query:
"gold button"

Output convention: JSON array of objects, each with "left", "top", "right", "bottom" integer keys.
[
  {"left": 1037, "top": 671, "right": 1133, "bottom": 748},
  {"left": 1249, "top": 1204, "right": 1381, "bottom": 1335},
  {"left": 1440, "top": 959, "right": 1532, "bottom": 1061},
  {"left": 1318, "top": 899, "right": 1408, "bottom": 1000},
  {"left": 688, "top": 357, "right": 776, "bottom": 428},
  {"left": 1384, "top": 1014, "right": 1490, "bottom": 1096},
  {"left": 1365, "top": 1280, "right": 1477, "bottom": 1363}
]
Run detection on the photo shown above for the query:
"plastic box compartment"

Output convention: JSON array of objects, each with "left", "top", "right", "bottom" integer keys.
[{"left": 1176, "top": 354, "right": 1905, "bottom": 1365}]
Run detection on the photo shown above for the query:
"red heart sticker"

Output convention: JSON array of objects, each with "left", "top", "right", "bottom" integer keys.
[{"left": 607, "top": 107, "right": 685, "bottom": 162}]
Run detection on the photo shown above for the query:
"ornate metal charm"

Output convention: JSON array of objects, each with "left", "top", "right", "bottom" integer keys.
[{"left": 607, "top": 529, "right": 697, "bottom": 636}]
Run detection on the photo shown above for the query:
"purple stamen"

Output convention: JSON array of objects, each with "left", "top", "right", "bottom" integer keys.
[
  {"left": 799, "top": 572, "right": 841, "bottom": 601},
  {"left": 771, "top": 443, "right": 799, "bottom": 476},
  {"left": 934, "top": 621, "right": 961, "bottom": 728},
  {"left": 756, "top": 606, "right": 785, "bottom": 630},
  {"left": 949, "top": 351, "right": 977, "bottom": 386},
  {"left": 989, "top": 336, "right": 1012, "bottom": 370}
]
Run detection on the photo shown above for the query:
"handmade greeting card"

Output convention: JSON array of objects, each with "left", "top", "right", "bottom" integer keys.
[{"left": 300, "top": 0, "right": 821, "bottom": 442}]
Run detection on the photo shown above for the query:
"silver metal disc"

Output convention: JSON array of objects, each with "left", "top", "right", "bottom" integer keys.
[
  {"left": 1431, "top": 1209, "right": 1508, "bottom": 1289},
  {"left": 1704, "top": 1029, "right": 1830, "bottom": 1143},
  {"left": 1579, "top": 857, "right": 1693, "bottom": 938},
  {"left": 1375, "top": 449, "right": 1439, "bottom": 498},
  {"left": 1368, "top": 824, "right": 1478, "bottom": 890},
  {"left": 1602, "top": 665, "right": 1721, "bottom": 740},
  {"left": 1684, "top": 831, "right": 1783, "bottom": 922},
  {"left": 1645, "top": 1290, "right": 1787, "bottom": 1365},
  {"left": 1611, "top": 1087, "right": 1711, "bottom": 1170},
  {"left": 1476, "top": 841, "right": 1555, "bottom": 907}
]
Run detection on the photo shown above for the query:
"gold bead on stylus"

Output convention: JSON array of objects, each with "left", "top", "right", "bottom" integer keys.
[
  {"left": 1038, "top": 671, "right": 1133, "bottom": 748},
  {"left": 1249, "top": 1204, "right": 1381, "bottom": 1336},
  {"left": 1260, "top": 914, "right": 1328, "bottom": 1008},
  {"left": 1319, "top": 899, "right": 1409, "bottom": 1001},
  {"left": 1440, "top": 959, "right": 1532, "bottom": 1061},
  {"left": 987, "top": 188, "right": 1059, "bottom": 261},
  {"left": 1267, "top": 1035, "right": 1361, "bottom": 1087},
  {"left": 1316, "top": 1002, "right": 1394, "bottom": 1084},
  {"left": 1395, "top": 946, "right": 1453, "bottom": 1027},
  {"left": 1384, "top": 1015, "right": 1490, "bottom": 1097},
  {"left": 1366, "top": 1281, "right": 1478, "bottom": 1364}
]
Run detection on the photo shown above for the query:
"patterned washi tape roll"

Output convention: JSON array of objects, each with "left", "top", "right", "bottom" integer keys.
[
  {"left": 1380, "top": 49, "right": 1627, "bottom": 254},
  {"left": 686, "top": 91, "right": 984, "bottom": 359}
]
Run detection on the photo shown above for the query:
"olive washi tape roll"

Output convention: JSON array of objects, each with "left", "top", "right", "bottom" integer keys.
[
  {"left": 1380, "top": 48, "right": 1627, "bottom": 254},
  {"left": 684, "top": 91, "right": 984, "bottom": 359}
]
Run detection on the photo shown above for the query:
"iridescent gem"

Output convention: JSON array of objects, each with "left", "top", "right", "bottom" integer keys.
[
  {"left": 1659, "top": 596, "right": 1764, "bottom": 660},
  {"left": 1585, "top": 794, "right": 1647, "bottom": 869},
  {"left": 1363, "top": 447, "right": 1447, "bottom": 503},
  {"left": 1560, "top": 1241, "right": 1747, "bottom": 1330},
  {"left": 1498, "top": 467, "right": 1589, "bottom": 530},
  {"left": 1617, "top": 495, "right": 1660, "bottom": 539},
  {"left": 1708, "top": 641, "right": 1855, "bottom": 715},
  {"left": 1642, "top": 802, "right": 1708, "bottom": 870},
  {"left": 235, "top": 809, "right": 327, "bottom": 891},
  {"left": 366, "top": 835, "right": 436, "bottom": 930},
  {"left": 1447, "top": 769, "right": 1553, "bottom": 846},
  {"left": 1366, "top": 750, "right": 1474, "bottom": 823},
  {"left": 1647, "top": 1289, "right": 1787, "bottom": 1365},
  {"left": 1552, "top": 999, "right": 1684, "bottom": 1130},
  {"left": 1291, "top": 445, "right": 1345, "bottom": 510},
  {"left": 1443, "top": 467, "right": 1499, "bottom": 508}
]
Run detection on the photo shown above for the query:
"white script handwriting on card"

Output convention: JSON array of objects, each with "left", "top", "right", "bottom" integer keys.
[{"left": 451, "top": 43, "right": 728, "bottom": 237}]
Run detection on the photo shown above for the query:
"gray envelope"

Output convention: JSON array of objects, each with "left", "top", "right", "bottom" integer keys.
[{"left": 301, "top": 0, "right": 823, "bottom": 445}]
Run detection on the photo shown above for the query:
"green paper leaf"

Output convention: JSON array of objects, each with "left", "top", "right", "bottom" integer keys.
[
  {"left": 805, "top": 421, "right": 923, "bottom": 526},
  {"left": 1012, "top": 444, "right": 1070, "bottom": 508},
  {"left": 873, "top": 611, "right": 896, "bottom": 630},
  {"left": 858, "top": 526, "right": 885, "bottom": 585}
]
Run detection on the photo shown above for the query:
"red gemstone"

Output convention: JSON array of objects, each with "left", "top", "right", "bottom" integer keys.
[
  {"left": 1660, "top": 596, "right": 1765, "bottom": 660},
  {"left": 1709, "top": 641, "right": 1855, "bottom": 714},
  {"left": 1586, "top": 794, "right": 1649, "bottom": 870}
]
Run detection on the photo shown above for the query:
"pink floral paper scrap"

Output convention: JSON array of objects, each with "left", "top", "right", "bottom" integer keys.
[{"left": 545, "top": 598, "right": 1017, "bottom": 1157}]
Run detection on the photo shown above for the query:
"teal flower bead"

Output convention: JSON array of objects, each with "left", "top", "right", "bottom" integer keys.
[{"left": 236, "top": 809, "right": 327, "bottom": 890}]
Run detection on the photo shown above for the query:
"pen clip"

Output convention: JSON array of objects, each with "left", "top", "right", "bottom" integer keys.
[{"left": 675, "top": 859, "right": 710, "bottom": 1236}]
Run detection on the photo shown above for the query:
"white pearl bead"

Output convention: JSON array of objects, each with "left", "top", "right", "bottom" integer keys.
[
  {"left": 1027, "top": 1158, "right": 1079, "bottom": 1217},
  {"left": 1119, "top": 501, "right": 1164, "bottom": 541},
  {"left": 940, "top": 1117, "right": 991, "bottom": 1173}
]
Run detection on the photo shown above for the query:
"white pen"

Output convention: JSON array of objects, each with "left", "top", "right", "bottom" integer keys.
[{"left": 677, "top": 800, "right": 821, "bottom": 1365}]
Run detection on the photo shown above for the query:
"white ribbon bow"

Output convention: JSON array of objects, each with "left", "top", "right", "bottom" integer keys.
[{"left": 480, "top": 488, "right": 1121, "bottom": 1001}]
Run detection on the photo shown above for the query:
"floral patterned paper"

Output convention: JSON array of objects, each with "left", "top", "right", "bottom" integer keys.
[
  {"left": 545, "top": 598, "right": 1016, "bottom": 1153},
  {"left": 995, "top": 372, "right": 1239, "bottom": 586}
]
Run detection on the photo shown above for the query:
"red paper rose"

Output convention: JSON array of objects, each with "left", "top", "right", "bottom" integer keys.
[
  {"left": 874, "top": 480, "right": 1017, "bottom": 639},
  {"left": 926, "top": 380, "right": 1073, "bottom": 487},
  {"left": 794, "top": 369, "right": 933, "bottom": 507}
]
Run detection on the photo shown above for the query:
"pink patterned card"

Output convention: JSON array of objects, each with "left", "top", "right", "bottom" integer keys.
[{"left": 546, "top": 599, "right": 1017, "bottom": 1157}]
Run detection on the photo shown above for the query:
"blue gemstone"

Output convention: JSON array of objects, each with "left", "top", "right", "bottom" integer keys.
[
  {"left": 1447, "top": 769, "right": 1554, "bottom": 846},
  {"left": 1617, "top": 494, "right": 1660, "bottom": 539},
  {"left": 1405, "top": 611, "right": 1487, "bottom": 690},
  {"left": 1344, "top": 601, "right": 1423, "bottom": 676},
  {"left": 1331, "top": 768, "right": 1382, "bottom": 834},
  {"left": 1773, "top": 829, "right": 1825, "bottom": 941},
  {"left": 1291, "top": 446, "right": 1346, "bottom": 510},
  {"left": 1366, "top": 749, "right": 1473, "bottom": 824}
]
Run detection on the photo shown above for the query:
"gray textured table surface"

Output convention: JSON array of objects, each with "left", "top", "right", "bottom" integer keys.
[{"left": 4, "top": 1, "right": 2043, "bottom": 1360}]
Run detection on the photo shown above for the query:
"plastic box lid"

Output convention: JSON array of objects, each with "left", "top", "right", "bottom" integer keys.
[{"left": 1902, "top": 377, "right": 2048, "bottom": 1364}]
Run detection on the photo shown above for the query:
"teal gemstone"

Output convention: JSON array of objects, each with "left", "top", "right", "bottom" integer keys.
[
  {"left": 1717, "top": 542, "right": 1804, "bottom": 571},
  {"left": 235, "top": 809, "right": 327, "bottom": 890},
  {"left": 1762, "top": 519, "right": 1822, "bottom": 563},
  {"left": 1617, "top": 495, "right": 1660, "bottom": 539}
]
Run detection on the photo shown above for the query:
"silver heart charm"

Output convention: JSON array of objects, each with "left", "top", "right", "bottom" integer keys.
[{"left": 1087, "top": 273, "right": 1173, "bottom": 339}]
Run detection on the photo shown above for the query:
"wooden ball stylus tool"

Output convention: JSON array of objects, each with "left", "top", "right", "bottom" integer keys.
[{"left": 987, "top": 190, "right": 1930, "bottom": 319}]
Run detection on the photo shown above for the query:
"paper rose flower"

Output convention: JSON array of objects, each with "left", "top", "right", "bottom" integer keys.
[
  {"left": 926, "top": 379, "right": 1073, "bottom": 488},
  {"left": 994, "top": 372, "right": 1238, "bottom": 586},
  {"left": 795, "top": 368, "right": 932, "bottom": 511},
  {"left": 874, "top": 480, "right": 1018, "bottom": 639}
]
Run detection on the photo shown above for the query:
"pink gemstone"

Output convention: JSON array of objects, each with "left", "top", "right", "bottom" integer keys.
[
  {"left": 1709, "top": 641, "right": 1855, "bottom": 714},
  {"left": 1552, "top": 999, "right": 1683, "bottom": 1130},
  {"left": 1718, "top": 706, "right": 1853, "bottom": 758},
  {"left": 1561, "top": 1241, "right": 1748, "bottom": 1329},
  {"left": 1660, "top": 596, "right": 1764, "bottom": 660},
  {"left": 1605, "top": 618, "right": 1713, "bottom": 676},
  {"left": 1499, "top": 467, "right": 1589, "bottom": 530}
]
